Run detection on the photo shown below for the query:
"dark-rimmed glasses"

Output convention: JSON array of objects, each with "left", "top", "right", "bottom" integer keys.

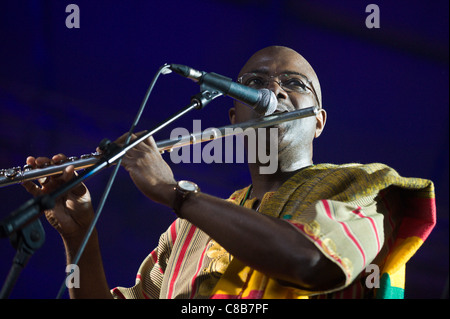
[{"left": 237, "top": 72, "right": 320, "bottom": 107}]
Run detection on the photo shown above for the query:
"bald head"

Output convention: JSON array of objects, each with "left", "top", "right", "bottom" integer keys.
[{"left": 238, "top": 46, "right": 322, "bottom": 107}]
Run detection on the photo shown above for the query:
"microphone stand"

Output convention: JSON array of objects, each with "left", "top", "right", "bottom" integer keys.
[
  {"left": 0, "top": 87, "right": 223, "bottom": 298},
  {"left": 0, "top": 219, "right": 45, "bottom": 299}
]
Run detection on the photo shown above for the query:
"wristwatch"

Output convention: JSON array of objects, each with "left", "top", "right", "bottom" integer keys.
[{"left": 173, "top": 180, "right": 200, "bottom": 217}]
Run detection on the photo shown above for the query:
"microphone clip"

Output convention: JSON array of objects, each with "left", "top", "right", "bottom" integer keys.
[{"left": 190, "top": 86, "right": 223, "bottom": 110}]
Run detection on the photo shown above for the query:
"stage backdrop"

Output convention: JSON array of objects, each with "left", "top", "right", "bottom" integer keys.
[{"left": 0, "top": 0, "right": 448, "bottom": 298}]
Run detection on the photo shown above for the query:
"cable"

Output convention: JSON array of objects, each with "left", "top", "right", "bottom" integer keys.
[{"left": 55, "top": 64, "right": 172, "bottom": 299}]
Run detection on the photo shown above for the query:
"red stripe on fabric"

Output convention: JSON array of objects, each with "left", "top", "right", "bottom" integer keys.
[
  {"left": 189, "top": 242, "right": 210, "bottom": 299},
  {"left": 142, "top": 290, "right": 151, "bottom": 299},
  {"left": 150, "top": 250, "right": 158, "bottom": 263},
  {"left": 344, "top": 281, "right": 363, "bottom": 299},
  {"left": 399, "top": 197, "right": 436, "bottom": 241},
  {"left": 169, "top": 221, "right": 178, "bottom": 244},
  {"left": 167, "top": 225, "right": 197, "bottom": 299},
  {"left": 322, "top": 200, "right": 366, "bottom": 266},
  {"left": 340, "top": 285, "right": 350, "bottom": 299},
  {"left": 149, "top": 249, "right": 164, "bottom": 274},
  {"left": 338, "top": 280, "right": 359, "bottom": 299},
  {"left": 337, "top": 287, "right": 345, "bottom": 299},
  {"left": 352, "top": 207, "right": 381, "bottom": 253},
  {"left": 242, "top": 290, "right": 264, "bottom": 299},
  {"left": 111, "top": 287, "right": 126, "bottom": 299},
  {"left": 135, "top": 273, "right": 151, "bottom": 299},
  {"left": 289, "top": 221, "right": 351, "bottom": 282}
]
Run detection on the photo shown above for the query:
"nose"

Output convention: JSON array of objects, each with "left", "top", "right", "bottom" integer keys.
[{"left": 266, "top": 80, "right": 288, "bottom": 100}]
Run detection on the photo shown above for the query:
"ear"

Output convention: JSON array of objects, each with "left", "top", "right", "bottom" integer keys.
[
  {"left": 314, "top": 109, "right": 327, "bottom": 138},
  {"left": 229, "top": 107, "right": 236, "bottom": 124}
]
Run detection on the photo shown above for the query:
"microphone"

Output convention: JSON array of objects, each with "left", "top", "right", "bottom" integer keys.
[{"left": 169, "top": 64, "right": 277, "bottom": 116}]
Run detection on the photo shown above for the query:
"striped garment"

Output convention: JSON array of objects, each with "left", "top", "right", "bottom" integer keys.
[{"left": 111, "top": 163, "right": 436, "bottom": 299}]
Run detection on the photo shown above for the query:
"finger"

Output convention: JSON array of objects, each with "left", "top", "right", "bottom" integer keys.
[
  {"left": 38, "top": 176, "right": 51, "bottom": 186},
  {"left": 38, "top": 165, "right": 75, "bottom": 190},
  {"left": 22, "top": 180, "right": 41, "bottom": 197},
  {"left": 46, "top": 165, "right": 74, "bottom": 186},
  {"left": 35, "top": 156, "right": 52, "bottom": 168},
  {"left": 61, "top": 165, "right": 75, "bottom": 182},
  {"left": 61, "top": 166, "right": 87, "bottom": 197},
  {"left": 114, "top": 132, "right": 134, "bottom": 146},
  {"left": 52, "top": 153, "right": 68, "bottom": 164},
  {"left": 115, "top": 130, "right": 148, "bottom": 146},
  {"left": 38, "top": 154, "right": 68, "bottom": 184},
  {"left": 26, "top": 156, "right": 37, "bottom": 168},
  {"left": 143, "top": 136, "right": 160, "bottom": 154},
  {"left": 146, "top": 135, "right": 158, "bottom": 148}
]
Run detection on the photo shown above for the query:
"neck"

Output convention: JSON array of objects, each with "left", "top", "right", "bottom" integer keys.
[
  {"left": 248, "top": 152, "right": 312, "bottom": 200},
  {"left": 245, "top": 127, "right": 315, "bottom": 199}
]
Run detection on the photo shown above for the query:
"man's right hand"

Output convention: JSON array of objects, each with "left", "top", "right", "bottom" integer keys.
[
  {"left": 22, "top": 154, "right": 113, "bottom": 299},
  {"left": 22, "top": 154, "right": 95, "bottom": 240}
]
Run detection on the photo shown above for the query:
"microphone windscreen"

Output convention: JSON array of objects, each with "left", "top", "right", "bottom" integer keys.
[{"left": 257, "top": 89, "right": 277, "bottom": 116}]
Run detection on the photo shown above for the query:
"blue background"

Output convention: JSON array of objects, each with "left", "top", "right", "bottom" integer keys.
[{"left": 0, "top": 0, "right": 448, "bottom": 299}]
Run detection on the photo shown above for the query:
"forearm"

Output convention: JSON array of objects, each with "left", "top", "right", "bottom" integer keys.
[
  {"left": 179, "top": 191, "right": 344, "bottom": 290},
  {"left": 62, "top": 230, "right": 112, "bottom": 299}
]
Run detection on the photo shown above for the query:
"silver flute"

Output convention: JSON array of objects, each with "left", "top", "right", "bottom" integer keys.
[{"left": 0, "top": 107, "right": 318, "bottom": 187}]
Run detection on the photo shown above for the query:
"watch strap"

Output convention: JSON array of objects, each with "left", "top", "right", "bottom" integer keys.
[{"left": 172, "top": 181, "right": 199, "bottom": 217}]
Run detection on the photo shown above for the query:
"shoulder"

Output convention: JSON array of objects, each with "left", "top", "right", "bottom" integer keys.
[
  {"left": 309, "top": 163, "right": 397, "bottom": 174},
  {"left": 302, "top": 163, "right": 403, "bottom": 184}
]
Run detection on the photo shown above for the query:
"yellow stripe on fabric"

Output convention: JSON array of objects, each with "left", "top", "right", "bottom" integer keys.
[
  {"left": 240, "top": 269, "right": 268, "bottom": 298},
  {"left": 382, "top": 236, "right": 423, "bottom": 276},
  {"left": 211, "top": 259, "right": 312, "bottom": 299},
  {"left": 210, "top": 258, "right": 252, "bottom": 297},
  {"left": 241, "top": 269, "right": 312, "bottom": 299},
  {"left": 263, "top": 278, "right": 309, "bottom": 299},
  {"left": 389, "top": 264, "right": 405, "bottom": 289}
]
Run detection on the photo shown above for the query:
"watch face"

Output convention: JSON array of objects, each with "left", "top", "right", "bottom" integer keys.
[{"left": 179, "top": 180, "right": 197, "bottom": 191}]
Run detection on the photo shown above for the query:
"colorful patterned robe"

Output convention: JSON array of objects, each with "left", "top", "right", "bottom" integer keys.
[{"left": 111, "top": 163, "right": 436, "bottom": 299}]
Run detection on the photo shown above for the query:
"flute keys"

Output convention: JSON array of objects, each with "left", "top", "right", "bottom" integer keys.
[
  {"left": 0, "top": 151, "right": 102, "bottom": 187},
  {"left": 5, "top": 168, "right": 18, "bottom": 178},
  {"left": 0, "top": 167, "right": 21, "bottom": 179},
  {"left": 159, "top": 148, "right": 174, "bottom": 154}
]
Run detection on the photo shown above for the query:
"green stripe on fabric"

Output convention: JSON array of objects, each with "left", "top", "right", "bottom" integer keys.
[{"left": 376, "top": 273, "right": 404, "bottom": 299}]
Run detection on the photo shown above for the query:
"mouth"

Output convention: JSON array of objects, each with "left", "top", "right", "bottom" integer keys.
[{"left": 275, "top": 103, "right": 294, "bottom": 113}]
